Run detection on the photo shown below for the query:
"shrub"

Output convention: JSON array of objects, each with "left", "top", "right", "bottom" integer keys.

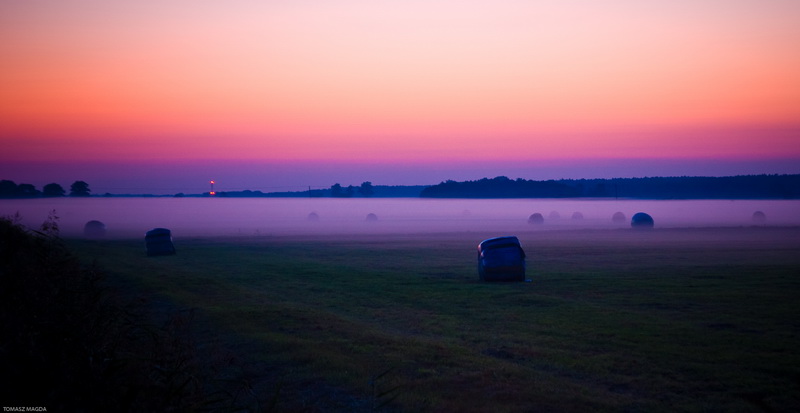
[{"left": 0, "top": 216, "right": 245, "bottom": 411}]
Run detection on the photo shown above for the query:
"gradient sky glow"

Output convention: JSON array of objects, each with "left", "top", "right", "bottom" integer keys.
[{"left": 2, "top": 0, "right": 799, "bottom": 193}]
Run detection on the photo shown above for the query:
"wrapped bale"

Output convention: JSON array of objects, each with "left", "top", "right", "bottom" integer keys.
[
  {"left": 478, "top": 236, "right": 526, "bottom": 282},
  {"left": 145, "top": 228, "right": 176, "bottom": 256}
]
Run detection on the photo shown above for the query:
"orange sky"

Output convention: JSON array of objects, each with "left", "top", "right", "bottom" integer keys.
[{"left": 1, "top": 0, "right": 799, "bottom": 186}]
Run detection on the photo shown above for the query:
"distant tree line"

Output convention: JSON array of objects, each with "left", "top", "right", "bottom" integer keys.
[
  {"left": 0, "top": 180, "right": 91, "bottom": 198},
  {"left": 420, "top": 175, "right": 800, "bottom": 199},
  {"left": 421, "top": 177, "right": 579, "bottom": 198},
  {"left": 330, "top": 181, "right": 374, "bottom": 197},
  {"left": 211, "top": 181, "right": 380, "bottom": 198}
]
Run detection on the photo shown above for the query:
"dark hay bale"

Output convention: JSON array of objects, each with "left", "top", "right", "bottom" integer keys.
[
  {"left": 527, "top": 213, "right": 544, "bottom": 225},
  {"left": 145, "top": 228, "right": 176, "bottom": 256},
  {"left": 84, "top": 220, "right": 106, "bottom": 238},
  {"left": 631, "top": 212, "right": 654, "bottom": 229}
]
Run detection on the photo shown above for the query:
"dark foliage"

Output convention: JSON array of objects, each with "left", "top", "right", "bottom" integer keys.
[
  {"left": 420, "top": 176, "right": 579, "bottom": 198},
  {"left": 214, "top": 189, "right": 266, "bottom": 197},
  {"left": 0, "top": 179, "right": 16, "bottom": 197},
  {"left": 0, "top": 180, "right": 41, "bottom": 198},
  {"left": 43, "top": 183, "right": 66, "bottom": 197},
  {"left": 0, "top": 216, "right": 252, "bottom": 411},
  {"left": 329, "top": 183, "right": 355, "bottom": 198},
  {"left": 358, "top": 181, "right": 374, "bottom": 197},
  {"left": 420, "top": 174, "right": 800, "bottom": 199},
  {"left": 69, "top": 180, "right": 91, "bottom": 197}
]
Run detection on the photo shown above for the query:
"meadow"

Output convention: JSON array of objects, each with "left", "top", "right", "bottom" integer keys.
[{"left": 66, "top": 226, "right": 800, "bottom": 412}]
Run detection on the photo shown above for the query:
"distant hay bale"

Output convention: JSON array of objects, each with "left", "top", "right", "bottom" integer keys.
[
  {"left": 631, "top": 212, "right": 654, "bottom": 229},
  {"left": 365, "top": 213, "right": 378, "bottom": 222},
  {"left": 571, "top": 212, "right": 584, "bottom": 220},
  {"left": 612, "top": 212, "right": 626, "bottom": 224},
  {"left": 549, "top": 211, "right": 561, "bottom": 219},
  {"left": 527, "top": 213, "right": 544, "bottom": 225},
  {"left": 145, "top": 228, "right": 176, "bottom": 256},
  {"left": 752, "top": 211, "right": 766, "bottom": 224},
  {"left": 307, "top": 212, "right": 320, "bottom": 222},
  {"left": 83, "top": 220, "right": 106, "bottom": 238}
]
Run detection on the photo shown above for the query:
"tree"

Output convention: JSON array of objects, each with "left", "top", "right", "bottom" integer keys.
[
  {"left": 70, "top": 181, "right": 91, "bottom": 197},
  {"left": 0, "top": 180, "right": 17, "bottom": 198},
  {"left": 16, "top": 184, "right": 40, "bottom": 198},
  {"left": 358, "top": 181, "right": 374, "bottom": 197},
  {"left": 330, "top": 183, "right": 343, "bottom": 197},
  {"left": 43, "top": 183, "right": 66, "bottom": 197}
]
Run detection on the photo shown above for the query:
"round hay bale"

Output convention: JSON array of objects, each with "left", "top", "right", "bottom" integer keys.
[
  {"left": 307, "top": 212, "right": 320, "bottom": 222},
  {"left": 145, "top": 228, "right": 176, "bottom": 256},
  {"left": 527, "top": 213, "right": 544, "bottom": 225},
  {"left": 631, "top": 212, "right": 654, "bottom": 229},
  {"left": 752, "top": 211, "right": 766, "bottom": 224},
  {"left": 571, "top": 212, "right": 584, "bottom": 220},
  {"left": 612, "top": 211, "right": 626, "bottom": 223},
  {"left": 365, "top": 213, "right": 378, "bottom": 222},
  {"left": 83, "top": 220, "right": 106, "bottom": 238}
]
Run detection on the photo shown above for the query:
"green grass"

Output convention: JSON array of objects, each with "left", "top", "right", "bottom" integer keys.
[{"left": 67, "top": 227, "right": 800, "bottom": 412}]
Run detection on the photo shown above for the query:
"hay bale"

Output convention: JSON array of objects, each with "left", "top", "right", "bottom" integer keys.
[
  {"left": 631, "top": 212, "right": 654, "bottom": 229},
  {"left": 145, "top": 228, "right": 176, "bottom": 256},
  {"left": 527, "top": 213, "right": 544, "bottom": 225},
  {"left": 83, "top": 220, "right": 106, "bottom": 238},
  {"left": 478, "top": 236, "right": 526, "bottom": 282}
]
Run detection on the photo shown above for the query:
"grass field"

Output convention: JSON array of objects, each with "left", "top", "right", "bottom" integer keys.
[{"left": 66, "top": 226, "right": 800, "bottom": 412}]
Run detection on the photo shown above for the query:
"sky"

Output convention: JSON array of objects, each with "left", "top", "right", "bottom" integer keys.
[{"left": 1, "top": 0, "right": 799, "bottom": 194}]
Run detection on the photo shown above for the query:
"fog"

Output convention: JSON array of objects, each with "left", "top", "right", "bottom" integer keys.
[{"left": 1, "top": 198, "right": 798, "bottom": 238}]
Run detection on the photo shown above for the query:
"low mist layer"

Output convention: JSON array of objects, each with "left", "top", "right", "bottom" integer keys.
[{"left": 1, "top": 198, "right": 798, "bottom": 239}]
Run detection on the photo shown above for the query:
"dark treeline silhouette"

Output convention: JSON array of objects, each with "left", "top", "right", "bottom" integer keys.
[
  {"left": 0, "top": 180, "right": 89, "bottom": 198},
  {"left": 420, "top": 175, "right": 800, "bottom": 199},
  {"left": 421, "top": 177, "right": 580, "bottom": 198},
  {"left": 210, "top": 182, "right": 427, "bottom": 198},
  {"left": 6, "top": 175, "right": 798, "bottom": 199},
  {"left": 330, "top": 181, "right": 373, "bottom": 197}
]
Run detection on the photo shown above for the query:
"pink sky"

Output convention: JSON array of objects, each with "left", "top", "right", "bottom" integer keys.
[{"left": 1, "top": 0, "right": 799, "bottom": 193}]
